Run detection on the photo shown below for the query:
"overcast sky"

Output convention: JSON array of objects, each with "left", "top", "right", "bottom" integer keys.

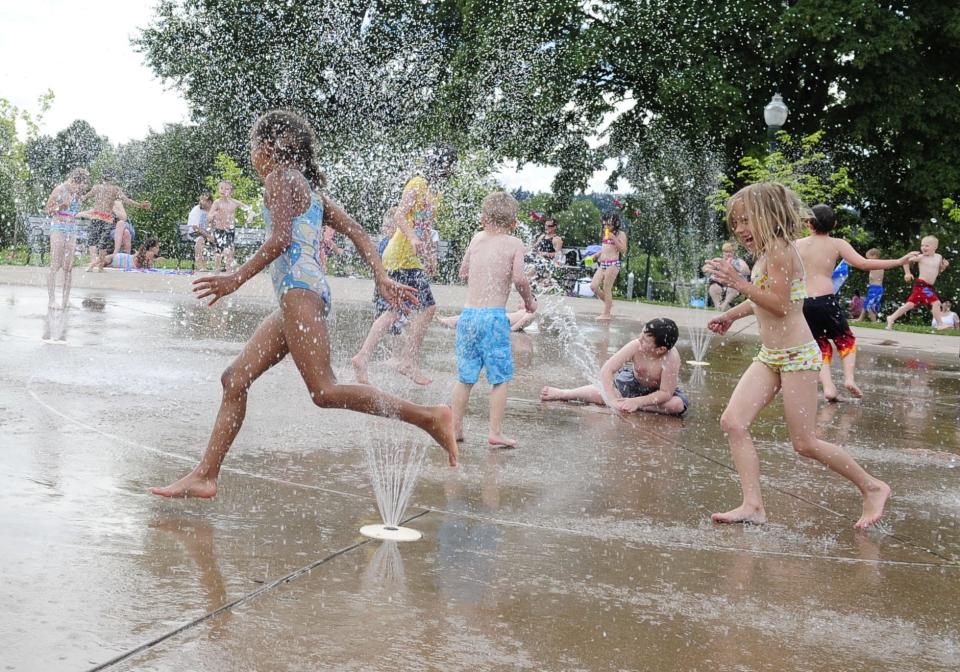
[{"left": 1, "top": 0, "right": 622, "bottom": 193}]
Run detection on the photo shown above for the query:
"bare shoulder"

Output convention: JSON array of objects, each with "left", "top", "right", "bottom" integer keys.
[{"left": 662, "top": 347, "right": 681, "bottom": 370}]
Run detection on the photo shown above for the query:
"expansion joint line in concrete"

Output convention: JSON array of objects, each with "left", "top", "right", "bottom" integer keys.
[{"left": 84, "top": 510, "right": 432, "bottom": 672}]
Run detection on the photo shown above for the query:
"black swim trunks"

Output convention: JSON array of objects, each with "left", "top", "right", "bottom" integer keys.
[
  {"left": 375, "top": 268, "right": 436, "bottom": 315},
  {"left": 613, "top": 367, "right": 690, "bottom": 414},
  {"left": 802, "top": 294, "right": 856, "bottom": 364},
  {"left": 213, "top": 228, "right": 236, "bottom": 253}
]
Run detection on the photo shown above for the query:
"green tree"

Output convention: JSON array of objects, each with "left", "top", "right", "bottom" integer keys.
[{"left": 0, "top": 92, "right": 54, "bottom": 246}]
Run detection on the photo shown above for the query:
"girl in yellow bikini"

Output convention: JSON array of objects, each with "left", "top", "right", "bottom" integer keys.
[{"left": 703, "top": 182, "right": 889, "bottom": 530}]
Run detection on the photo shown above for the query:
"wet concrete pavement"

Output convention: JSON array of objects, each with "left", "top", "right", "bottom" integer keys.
[{"left": 1, "top": 282, "right": 958, "bottom": 671}]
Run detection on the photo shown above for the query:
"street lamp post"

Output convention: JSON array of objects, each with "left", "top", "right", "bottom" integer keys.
[{"left": 764, "top": 93, "right": 789, "bottom": 154}]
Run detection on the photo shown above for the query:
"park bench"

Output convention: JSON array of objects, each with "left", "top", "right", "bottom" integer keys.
[{"left": 25, "top": 216, "right": 99, "bottom": 264}]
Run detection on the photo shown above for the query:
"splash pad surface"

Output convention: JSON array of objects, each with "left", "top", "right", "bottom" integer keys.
[{"left": 1, "top": 282, "right": 958, "bottom": 672}]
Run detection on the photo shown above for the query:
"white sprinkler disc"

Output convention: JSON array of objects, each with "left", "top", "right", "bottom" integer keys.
[
  {"left": 360, "top": 524, "right": 422, "bottom": 542},
  {"left": 685, "top": 360, "right": 711, "bottom": 367}
]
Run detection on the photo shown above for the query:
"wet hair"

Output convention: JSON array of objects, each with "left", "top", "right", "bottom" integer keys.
[
  {"left": 865, "top": 247, "right": 880, "bottom": 258},
  {"left": 67, "top": 168, "right": 89, "bottom": 184},
  {"left": 135, "top": 237, "right": 159, "bottom": 269},
  {"left": 809, "top": 204, "right": 837, "bottom": 233},
  {"left": 199, "top": 191, "right": 212, "bottom": 203},
  {"left": 425, "top": 143, "right": 458, "bottom": 177},
  {"left": 721, "top": 242, "right": 735, "bottom": 253},
  {"left": 544, "top": 215, "right": 557, "bottom": 227},
  {"left": 643, "top": 317, "right": 679, "bottom": 350},
  {"left": 218, "top": 180, "right": 233, "bottom": 190},
  {"left": 602, "top": 212, "right": 621, "bottom": 231},
  {"left": 481, "top": 191, "right": 518, "bottom": 229},
  {"left": 922, "top": 234, "right": 939, "bottom": 248},
  {"left": 250, "top": 110, "right": 327, "bottom": 190},
  {"left": 725, "top": 182, "right": 806, "bottom": 255}
]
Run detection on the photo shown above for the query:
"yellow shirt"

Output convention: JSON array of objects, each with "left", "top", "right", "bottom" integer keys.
[{"left": 382, "top": 175, "right": 437, "bottom": 271}]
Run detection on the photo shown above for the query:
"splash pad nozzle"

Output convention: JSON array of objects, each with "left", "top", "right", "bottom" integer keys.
[
  {"left": 686, "top": 360, "right": 710, "bottom": 367},
  {"left": 360, "top": 524, "right": 422, "bottom": 542}
]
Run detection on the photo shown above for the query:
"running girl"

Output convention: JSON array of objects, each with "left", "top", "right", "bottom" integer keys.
[
  {"left": 703, "top": 183, "right": 889, "bottom": 529},
  {"left": 43, "top": 168, "right": 89, "bottom": 308},
  {"left": 589, "top": 212, "right": 627, "bottom": 321},
  {"left": 151, "top": 110, "right": 457, "bottom": 499}
]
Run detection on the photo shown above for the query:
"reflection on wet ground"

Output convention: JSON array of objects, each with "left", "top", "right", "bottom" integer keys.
[{"left": 1, "top": 284, "right": 958, "bottom": 671}]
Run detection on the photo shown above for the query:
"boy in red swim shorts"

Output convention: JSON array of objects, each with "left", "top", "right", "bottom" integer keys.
[{"left": 886, "top": 235, "right": 952, "bottom": 330}]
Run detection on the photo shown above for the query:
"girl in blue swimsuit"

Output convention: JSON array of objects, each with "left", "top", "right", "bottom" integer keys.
[
  {"left": 151, "top": 111, "right": 457, "bottom": 499},
  {"left": 43, "top": 168, "right": 89, "bottom": 308}
]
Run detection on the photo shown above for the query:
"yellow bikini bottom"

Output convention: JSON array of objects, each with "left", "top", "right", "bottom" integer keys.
[{"left": 754, "top": 340, "right": 822, "bottom": 373}]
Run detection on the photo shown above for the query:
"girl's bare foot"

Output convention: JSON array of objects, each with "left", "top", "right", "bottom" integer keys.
[
  {"left": 595, "top": 314, "right": 612, "bottom": 321},
  {"left": 426, "top": 405, "right": 458, "bottom": 466},
  {"left": 488, "top": 434, "right": 517, "bottom": 448},
  {"left": 149, "top": 471, "right": 218, "bottom": 499},
  {"left": 711, "top": 503, "right": 767, "bottom": 525},
  {"left": 397, "top": 365, "right": 431, "bottom": 386},
  {"left": 539, "top": 386, "right": 563, "bottom": 401},
  {"left": 855, "top": 480, "right": 890, "bottom": 529},
  {"left": 350, "top": 354, "right": 370, "bottom": 385},
  {"left": 844, "top": 380, "right": 863, "bottom": 398}
]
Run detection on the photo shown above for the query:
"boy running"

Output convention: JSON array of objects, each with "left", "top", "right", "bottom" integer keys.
[
  {"left": 886, "top": 235, "right": 952, "bottom": 330},
  {"left": 861, "top": 248, "right": 885, "bottom": 321},
  {"left": 451, "top": 192, "right": 536, "bottom": 447}
]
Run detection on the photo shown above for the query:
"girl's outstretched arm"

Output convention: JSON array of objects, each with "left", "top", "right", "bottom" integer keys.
[{"left": 194, "top": 169, "right": 307, "bottom": 305}]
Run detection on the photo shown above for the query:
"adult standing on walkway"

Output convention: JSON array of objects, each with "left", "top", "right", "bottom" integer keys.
[
  {"left": 43, "top": 168, "right": 89, "bottom": 308},
  {"left": 188, "top": 192, "right": 214, "bottom": 272},
  {"left": 352, "top": 144, "right": 458, "bottom": 385},
  {"left": 590, "top": 212, "right": 627, "bottom": 321}
]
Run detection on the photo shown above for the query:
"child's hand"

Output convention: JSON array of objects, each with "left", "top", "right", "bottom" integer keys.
[
  {"left": 703, "top": 257, "right": 744, "bottom": 290},
  {"left": 901, "top": 251, "right": 921, "bottom": 264},
  {"left": 524, "top": 296, "right": 538, "bottom": 313},
  {"left": 193, "top": 272, "right": 241, "bottom": 306},
  {"left": 612, "top": 397, "right": 640, "bottom": 413},
  {"left": 707, "top": 313, "right": 733, "bottom": 335},
  {"left": 904, "top": 272, "right": 914, "bottom": 283},
  {"left": 377, "top": 275, "right": 419, "bottom": 310}
]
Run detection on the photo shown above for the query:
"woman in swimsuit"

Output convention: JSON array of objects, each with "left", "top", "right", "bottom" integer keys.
[
  {"left": 703, "top": 182, "right": 889, "bottom": 529},
  {"left": 589, "top": 213, "right": 627, "bottom": 320},
  {"left": 151, "top": 110, "right": 457, "bottom": 499},
  {"left": 43, "top": 168, "right": 89, "bottom": 308}
]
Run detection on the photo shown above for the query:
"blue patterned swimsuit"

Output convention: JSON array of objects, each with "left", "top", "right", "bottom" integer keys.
[
  {"left": 51, "top": 197, "right": 80, "bottom": 236},
  {"left": 262, "top": 193, "right": 331, "bottom": 315}
]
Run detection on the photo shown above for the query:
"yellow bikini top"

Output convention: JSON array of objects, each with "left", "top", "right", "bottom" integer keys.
[{"left": 751, "top": 244, "right": 807, "bottom": 302}]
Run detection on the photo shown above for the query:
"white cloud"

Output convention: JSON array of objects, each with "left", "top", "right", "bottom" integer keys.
[{"left": 0, "top": 0, "right": 189, "bottom": 143}]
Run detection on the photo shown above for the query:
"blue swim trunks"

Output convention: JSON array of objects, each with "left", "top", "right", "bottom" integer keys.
[
  {"left": 455, "top": 307, "right": 513, "bottom": 385},
  {"left": 864, "top": 284, "right": 884, "bottom": 313}
]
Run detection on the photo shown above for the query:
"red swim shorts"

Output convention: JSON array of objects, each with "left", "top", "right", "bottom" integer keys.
[{"left": 906, "top": 279, "right": 940, "bottom": 307}]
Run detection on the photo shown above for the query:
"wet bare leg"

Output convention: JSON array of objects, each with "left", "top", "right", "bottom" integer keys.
[
  {"left": 539, "top": 384, "right": 605, "bottom": 405},
  {"left": 150, "top": 310, "right": 289, "bottom": 498},
  {"left": 352, "top": 309, "right": 400, "bottom": 384},
  {"left": 61, "top": 236, "right": 76, "bottom": 307},
  {"left": 712, "top": 362, "right": 780, "bottom": 524},
  {"left": 451, "top": 380, "right": 472, "bottom": 441},
  {"left": 281, "top": 291, "right": 456, "bottom": 465},
  {"left": 488, "top": 382, "right": 516, "bottom": 447},
  {"left": 781, "top": 370, "right": 890, "bottom": 529},
  {"left": 841, "top": 351, "right": 862, "bottom": 398},
  {"left": 819, "top": 358, "right": 839, "bottom": 402},
  {"left": 397, "top": 305, "right": 436, "bottom": 385},
  {"left": 47, "top": 233, "right": 65, "bottom": 308},
  {"left": 886, "top": 302, "right": 914, "bottom": 329},
  {"left": 436, "top": 314, "right": 459, "bottom": 329}
]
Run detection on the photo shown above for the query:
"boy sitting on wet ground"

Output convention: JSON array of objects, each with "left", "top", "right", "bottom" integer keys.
[
  {"left": 451, "top": 191, "right": 537, "bottom": 448},
  {"left": 540, "top": 317, "right": 689, "bottom": 416}
]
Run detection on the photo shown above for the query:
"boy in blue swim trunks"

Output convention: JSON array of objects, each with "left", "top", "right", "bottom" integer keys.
[
  {"left": 451, "top": 191, "right": 537, "bottom": 447},
  {"left": 861, "top": 249, "right": 885, "bottom": 321},
  {"left": 540, "top": 317, "right": 689, "bottom": 416}
]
